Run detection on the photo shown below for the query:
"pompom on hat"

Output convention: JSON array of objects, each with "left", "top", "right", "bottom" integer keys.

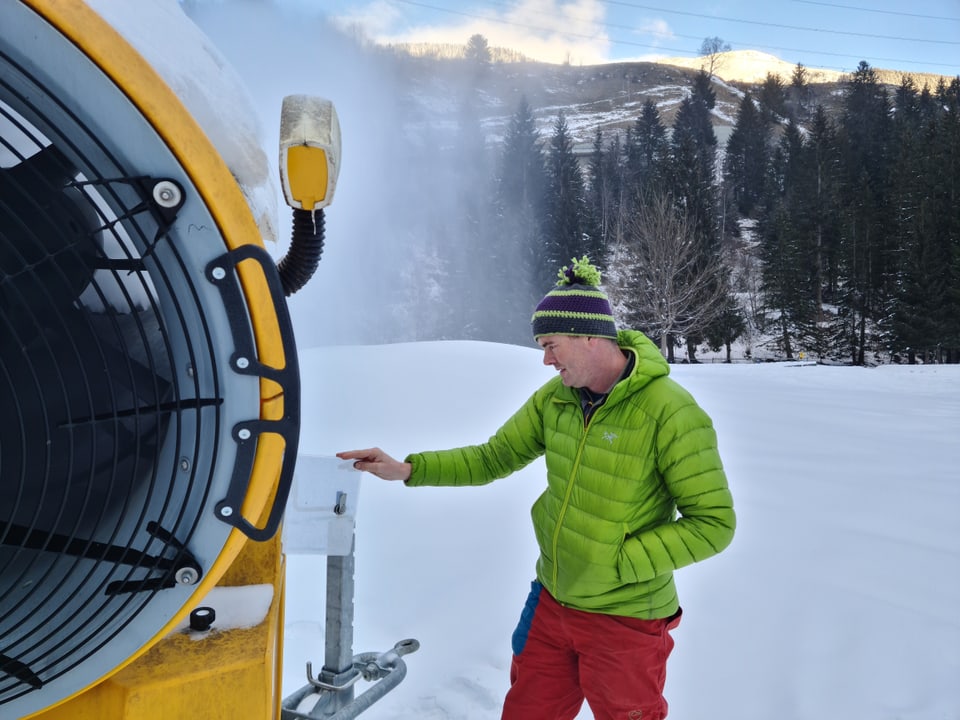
[{"left": 531, "top": 256, "right": 618, "bottom": 340}]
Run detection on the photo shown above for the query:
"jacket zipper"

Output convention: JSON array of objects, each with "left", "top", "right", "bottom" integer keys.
[{"left": 550, "top": 405, "right": 592, "bottom": 592}]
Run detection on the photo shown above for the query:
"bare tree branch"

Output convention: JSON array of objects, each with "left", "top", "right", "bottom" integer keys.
[
  {"left": 607, "top": 192, "right": 730, "bottom": 357},
  {"left": 698, "top": 36, "right": 731, "bottom": 79}
]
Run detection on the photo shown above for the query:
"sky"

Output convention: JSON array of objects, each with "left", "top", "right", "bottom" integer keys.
[
  {"left": 283, "top": 340, "right": 960, "bottom": 720},
  {"left": 300, "top": 0, "right": 960, "bottom": 77}
]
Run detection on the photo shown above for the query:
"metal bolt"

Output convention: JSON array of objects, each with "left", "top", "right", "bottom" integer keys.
[
  {"left": 175, "top": 566, "right": 199, "bottom": 585},
  {"left": 152, "top": 180, "right": 183, "bottom": 208},
  {"left": 220, "top": 506, "right": 233, "bottom": 517},
  {"left": 237, "top": 428, "right": 251, "bottom": 440},
  {"left": 235, "top": 356, "right": 249, "bottom": 369},
  {"left": 179, "top": 457, "right": 191, "bottom": 472},
  {"left": 186, "top": 364, "right": 195, "bottom": 378},
  {"left": 211, "top": 266, "right": 226, "bottom": 280}
]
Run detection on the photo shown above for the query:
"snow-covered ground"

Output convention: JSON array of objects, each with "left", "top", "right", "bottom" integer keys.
[{"left": 284, "top": 340, "right": 960, "bottom": 720}]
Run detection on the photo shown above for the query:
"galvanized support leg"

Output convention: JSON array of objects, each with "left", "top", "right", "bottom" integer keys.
[
  {"left": 318, "top": 535, "right": 356, "bottom": 715},
  {"left": 281, "top": 529, "right": 418, "bottom": 720}
]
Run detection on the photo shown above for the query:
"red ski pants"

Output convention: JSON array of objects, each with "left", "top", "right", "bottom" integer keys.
[{"left": 502, "top": 581, "right": 681, "bottom": 720}]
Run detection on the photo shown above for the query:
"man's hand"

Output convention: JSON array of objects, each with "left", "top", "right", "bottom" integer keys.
[{"left": 336, "top": 448, "right": 412, "bottom": 481}]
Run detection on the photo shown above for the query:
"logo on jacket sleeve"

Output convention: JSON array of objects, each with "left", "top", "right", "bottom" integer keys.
[{"left": 602, "top": 431, "right": 618, "bottom": 445}]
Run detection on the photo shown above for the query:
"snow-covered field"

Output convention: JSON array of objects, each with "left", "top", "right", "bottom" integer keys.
[{"left": 284, "top": 340, "right": 960, "bottom": 720}]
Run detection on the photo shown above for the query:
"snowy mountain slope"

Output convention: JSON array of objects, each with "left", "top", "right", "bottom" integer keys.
[{"left": 369, "top": 47, "right": 951, "bottom": 146}]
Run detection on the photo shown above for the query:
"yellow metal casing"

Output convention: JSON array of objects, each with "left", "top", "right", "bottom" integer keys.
[
  {"left": 9, "top": 1, "right": 291, "bottom": 718},
  {"left": 28, "top": 536, "right": 286, "bottom": 720}
]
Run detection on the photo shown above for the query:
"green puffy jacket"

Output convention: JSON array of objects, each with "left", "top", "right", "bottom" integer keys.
[{"left": 405, "top": 330, "right": 735, "bottom": 619}]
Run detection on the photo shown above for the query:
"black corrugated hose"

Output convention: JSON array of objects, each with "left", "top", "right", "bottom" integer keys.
[{"left": 277, "top": 207, "right": 324, "bottom": 296}]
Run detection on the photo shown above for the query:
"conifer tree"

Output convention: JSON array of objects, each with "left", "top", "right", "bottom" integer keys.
[
  {"left": 936, "top": 79, "right": 960, "bottom": 361},
  {"left": 886, "top": 75, "right": 934, "bottom": 360},
  {"left": 758, "top": 123, "right": 808, "bottom": 358},
  {"left": 499, "top": 97, "right": 546, "bottom": 213},
  {"left": 705, "top": 294, "right": 746, "bottom": 363},
  {"left": 758, "top": 72, "right": 788, "bottom": 123},
  {"left": 670, "top": 71, "right": 718, "bottom": 245},
  {"left": 788, "top": 63, "right": 811, "bottom": 120},
  {"left": 836, "top": 61, "right": 894, "bottom": 364},
  {"left": 496, "top": 96, "right": 548, "bottom": 343},
  {"left": 756, "top": 108, "right": 844, "bottom": 361},
  {"left": 892, "top": 77, "right": 960, "bottom": 362},
  {"left": 587, "top": 128, "right": 621, "bottom": 253},
  {"left": 759, "top": 204, "right": 799, "bottom": 359},
  {"left": 723, "top": 91, "right": 769, "bottom": 217},
  {"left": 626, "top": 99, "right": 670, "bottom": 200},
  {"left": 669, "top": 71, "right": 722, "bottom": 360},
  {"left": 804, "top": 105, "right": 844, "bottom": 357},
  {"left": 544, "top": 111, "right": 592, "bottom": 271},
  {"left": 464, "top": 34, "right": 491, "bottom": 65},
  {"left": 586, "top": 129, "right": 606, "bottom": 245},
  {"left": 447, "top": 84, "right": 498, "bottom": 340}
]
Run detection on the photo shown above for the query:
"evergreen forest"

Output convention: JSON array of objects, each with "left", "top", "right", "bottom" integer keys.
[{"left": 390, "top": 48, "right": 960, "bottom": 365}]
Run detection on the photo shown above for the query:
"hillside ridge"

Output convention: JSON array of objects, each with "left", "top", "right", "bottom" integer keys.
[{"left": 393, "top": 45, "right": 955, "bottom": 147}]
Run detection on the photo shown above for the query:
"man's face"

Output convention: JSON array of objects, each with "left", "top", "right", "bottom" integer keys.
[{"left": 537, "top": 334, "right": 595, "bottom": 388}]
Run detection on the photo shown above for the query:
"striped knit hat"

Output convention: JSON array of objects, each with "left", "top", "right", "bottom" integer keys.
[{"left": 531, "top": 256, "right": 618, "bottom": 340}]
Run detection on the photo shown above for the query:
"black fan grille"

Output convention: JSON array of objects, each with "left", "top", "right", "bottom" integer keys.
[{"left": 0, "top": 28, "right": 249, "bottom": 710}]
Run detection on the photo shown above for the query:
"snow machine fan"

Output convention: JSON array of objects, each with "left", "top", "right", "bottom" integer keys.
[{"left": 0, "top": 2, "right": 337, "bottom": 718}]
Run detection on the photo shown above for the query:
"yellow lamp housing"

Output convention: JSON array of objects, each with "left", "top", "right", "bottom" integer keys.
[{"left": 279, "top": 95, "right": 341, "bottom": 212}]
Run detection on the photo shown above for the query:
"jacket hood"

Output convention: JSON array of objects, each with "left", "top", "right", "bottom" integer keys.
[{"left": 617, "top": 329, "right": 670, "bottom": 389}]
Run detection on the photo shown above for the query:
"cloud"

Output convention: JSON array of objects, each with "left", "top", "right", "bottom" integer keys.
[
  {"left": 609, "top": 16, "right": 677, "bottom": 62},
  {"left": 327, "top": 0, "right": 612, "bottom": 65},
  {"left": 326, "top": 0, "right": 404, "bottom": 37},
  {"left": 637, "top": 17, "right": 674, "bottom": 46}
]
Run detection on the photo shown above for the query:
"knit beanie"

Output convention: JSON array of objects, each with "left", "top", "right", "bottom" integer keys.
[{"left": 531, "top": 256, "right": 618, "bottom": 340}]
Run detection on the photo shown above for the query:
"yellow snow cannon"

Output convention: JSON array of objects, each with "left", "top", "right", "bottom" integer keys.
[{"left": 0, "top": 1, "right": 337, "bottom": 718}]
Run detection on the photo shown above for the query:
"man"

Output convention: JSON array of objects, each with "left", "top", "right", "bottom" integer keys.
[{"left": 338, "top": 256, "right": 735, "bottom": 720}]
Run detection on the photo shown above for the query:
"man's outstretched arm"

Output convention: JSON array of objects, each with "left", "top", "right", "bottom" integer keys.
[{"left": 337, "top": 448, "right": 411, "bottom": 481}]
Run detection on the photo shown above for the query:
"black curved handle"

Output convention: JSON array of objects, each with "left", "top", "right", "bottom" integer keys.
[{"left": 205, "top": 244, "right": 300, "bottom": 541}]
